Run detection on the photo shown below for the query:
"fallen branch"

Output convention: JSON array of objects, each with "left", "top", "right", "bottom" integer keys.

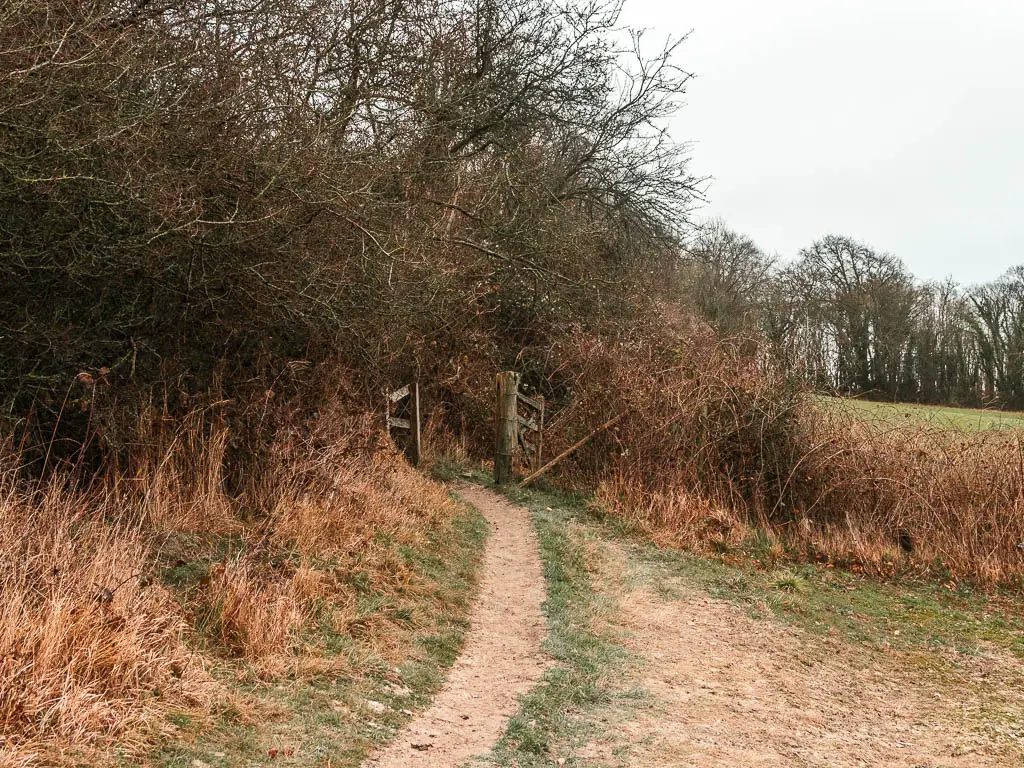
[{"left": 518, "top": 412, "right": 626, "bottom": 487}]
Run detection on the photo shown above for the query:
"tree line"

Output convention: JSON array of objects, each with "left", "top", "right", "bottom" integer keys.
[{"left": 685, "top": 221, "right": 1024, "bottom": 409}]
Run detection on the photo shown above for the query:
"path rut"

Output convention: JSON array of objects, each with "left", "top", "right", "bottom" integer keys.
[{"left": 363, "top": 483, "right": 548, "bottom": 767}]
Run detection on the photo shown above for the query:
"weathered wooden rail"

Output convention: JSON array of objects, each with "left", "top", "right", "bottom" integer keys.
[{"left": 386, "top": 381, "right": 421, "bottom": 465}]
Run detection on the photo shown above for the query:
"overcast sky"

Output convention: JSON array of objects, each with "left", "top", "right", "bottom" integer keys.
[{"left": 621, "top": 0, "right": 1024, "bottom": 284}]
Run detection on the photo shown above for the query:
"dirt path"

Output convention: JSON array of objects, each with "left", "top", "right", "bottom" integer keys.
[
  {"left": 581, "top": 543, "right": 1023, "bottom": 767},
  {"left": 363, "top": 484, "right": 548, "bottom": 768}
]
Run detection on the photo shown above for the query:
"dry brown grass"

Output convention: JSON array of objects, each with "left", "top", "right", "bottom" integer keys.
[
  {"left": 0, "top": 471, "right": 210, "bottom": 766},
  {"left": 530, "top": 331, "right": 1024, "bottom": 589},
  {"left": 785, "top": 408, "right": 1024, "bottom": 585},
  {"left": 0, "top": 396, "right": 457, "bottom": 765}
]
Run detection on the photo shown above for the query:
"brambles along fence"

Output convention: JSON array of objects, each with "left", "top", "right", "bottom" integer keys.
[{"left": 493, "top": 370, "right": 629, "bottom": 487}]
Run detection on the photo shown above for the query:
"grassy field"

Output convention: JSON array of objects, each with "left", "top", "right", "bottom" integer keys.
[{"left": 817, "top": 396, "right": 1024, "bottom": 431}]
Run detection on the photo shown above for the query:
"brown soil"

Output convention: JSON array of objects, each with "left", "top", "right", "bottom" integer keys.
[
  {"left": 582, "top": 544, "right": 1024, "bottom": 767},
  {"left": 365, "top": 488, "right": 1023, "bottom": 767},
  {"left": 362, "top": 483, "right": 548, "bottom": 768}
]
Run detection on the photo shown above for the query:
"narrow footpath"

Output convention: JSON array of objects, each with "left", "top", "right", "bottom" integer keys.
[{"left": 363, "top": 484, "right": 548, "bottom": 767}]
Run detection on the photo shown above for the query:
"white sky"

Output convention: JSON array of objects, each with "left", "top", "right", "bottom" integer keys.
[{"left": 621, "top": 0, "right": 1024, "bottom": 284}]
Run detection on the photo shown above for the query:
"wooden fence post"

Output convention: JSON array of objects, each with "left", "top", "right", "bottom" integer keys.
[
  {"left": 495, "top": 371, "right": 519, "bottom": 484},
  {"left": 411, "top": 380, "right": 421, "bottom": 466},
  {"left": 536, "top": 395, "right": 545, "bottom": 471}
]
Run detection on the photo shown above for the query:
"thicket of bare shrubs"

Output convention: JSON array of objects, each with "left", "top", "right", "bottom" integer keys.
[
  {"left": 1, "top": 0, "right": 697, "bottom": 453},
  {"left": 522, "top": 329, "right": 802, "bottom": 540}
]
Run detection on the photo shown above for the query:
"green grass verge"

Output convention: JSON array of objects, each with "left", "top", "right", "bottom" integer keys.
[
  {"left": 473, "top": 481, "right": 635, "bottom": 767},
  {"left": 621, "top": 534, "right": 1024, "bottom": 660}
]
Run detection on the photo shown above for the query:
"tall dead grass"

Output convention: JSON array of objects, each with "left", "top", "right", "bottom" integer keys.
[
  {"left": 0, "top": 392, "right": 456, "bottom": 765},
  {"left": 0, "top": 466, "right": 208, "bottom": 766},
  {"left": 533, "top": 332, "right": 1024, "bottom": 588},
  {"left": 786, "top": 406, "right": 1024, "bottom": 585}
]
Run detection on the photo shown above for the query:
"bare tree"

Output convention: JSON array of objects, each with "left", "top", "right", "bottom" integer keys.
[
  {"left": 776, "top": 235, "right": 917, "bottom": 397},
  {"left": 681, "top": 219, "right": 774, "bottom": 340}
]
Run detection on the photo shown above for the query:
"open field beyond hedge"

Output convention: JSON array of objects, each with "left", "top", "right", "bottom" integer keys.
[{"left": 818, "top": 397, "right": 1024, "bottom": 432}]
